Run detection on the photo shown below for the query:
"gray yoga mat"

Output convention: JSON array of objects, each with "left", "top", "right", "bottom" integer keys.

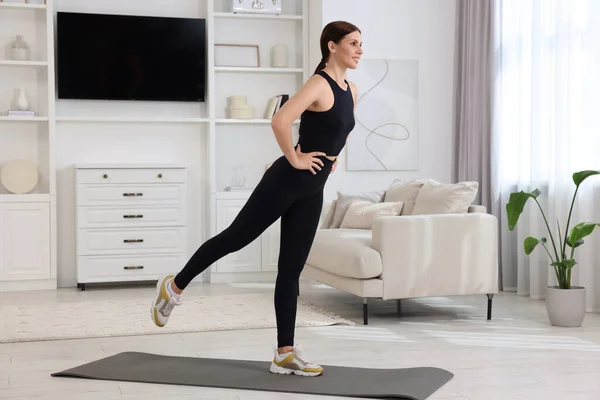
[{"left": 51, "top": 351, "right": 453, "bottom": 400}]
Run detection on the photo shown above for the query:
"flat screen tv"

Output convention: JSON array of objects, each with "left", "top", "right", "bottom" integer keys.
[{"left": 56, "top": 12, "right": 206, "bottom": 102}]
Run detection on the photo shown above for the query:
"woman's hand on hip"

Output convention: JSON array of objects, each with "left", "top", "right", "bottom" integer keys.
[{"left": 291, "top": 145, "right": 326, "bottom": 175}]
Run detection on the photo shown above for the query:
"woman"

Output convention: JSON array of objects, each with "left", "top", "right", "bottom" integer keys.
[{"left": 151, "top": 20, "right": 362, "bottom": 377}]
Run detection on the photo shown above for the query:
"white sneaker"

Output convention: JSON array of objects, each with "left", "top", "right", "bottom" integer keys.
[
  {"left": 150, "top": 275, "right": 182, "bottom": 327},
  {"left": 269, "top": 345, "right": 324, "bottom": 377}
]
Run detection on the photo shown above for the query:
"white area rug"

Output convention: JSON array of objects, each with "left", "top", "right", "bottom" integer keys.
[{"left": 1, "top": 293, "right": 353, "bottom": 343}]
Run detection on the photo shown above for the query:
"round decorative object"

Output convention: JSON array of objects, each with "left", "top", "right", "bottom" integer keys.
[{"left": 0, "top": 159, "right": 39, "bottom": 194}]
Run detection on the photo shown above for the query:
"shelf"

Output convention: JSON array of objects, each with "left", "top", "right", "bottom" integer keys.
[
  {"left": 216, "top": 119, "right": 299, "bottom": 124},
  {"left": 213, "top": 12, "right": 302, "bottom": 21},
  {"left": 214, "top": 67, "right": 304, "bottom": 73},
  {"left": 55, "top": 117, "right": 209, "bottom": 123},
  {"left": 0, "top": 60, "right": 48, "bottom": 67},
  {"left": 0, "top": 193, "right": 50, "bottom": 203},
  {"left": 0, "top": 2, "right": 47, "bottom": 10},
  {"left": 0, "top": 116, "right": 48, "bottom": 122}
]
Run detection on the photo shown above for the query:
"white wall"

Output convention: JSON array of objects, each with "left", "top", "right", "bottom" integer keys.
[
  {"left": 310, "top": 0, "right": 457, "bottom": 200},
  {"left": 54, "top": 0, "right": 208, "bottom": 287}
]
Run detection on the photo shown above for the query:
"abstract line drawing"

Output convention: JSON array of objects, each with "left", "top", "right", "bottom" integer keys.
[{"left": 346, "top": 59, "right": 419, "bottom": 171}]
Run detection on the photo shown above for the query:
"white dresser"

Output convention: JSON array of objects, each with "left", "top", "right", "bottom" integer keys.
[{"left": 74, "top": 164, "right": 187, "bottom": 291}]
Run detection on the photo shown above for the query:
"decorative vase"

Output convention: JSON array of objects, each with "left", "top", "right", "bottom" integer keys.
[
  {"left": 230, "top": 167, "right": 246, "bottom": 189},
  {"left": 16, "top": 87, "right": 30, "bottom": 111},
  {"left": 546, "top": 286, "right": 586, "bottom": 327},
  {"left": 270, "top": 44, "right": 288, "bottom": 68},
  {"left": 10, "top": 35, "right": 29, "bottom": 61}
]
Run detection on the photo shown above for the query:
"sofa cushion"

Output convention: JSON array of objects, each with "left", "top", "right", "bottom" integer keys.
[
  {"left": 383, "top": 179, "right": 425, "bottom": 215},
  {"left": 340, "top": 201, "right": 404, "bottom": 229},
  {"left": 306, "top": 229, "right": 383, "bottom": 279},
  {"left": 330, "top": 190, "right": 385, "bottom": 229},
  {"left": 412, "top": 180, "right": 478, "bottom": 215}
]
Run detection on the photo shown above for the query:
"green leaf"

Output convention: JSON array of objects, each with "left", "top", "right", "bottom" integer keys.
[
  {"left": 568, "top": 222, "right": 600, "bottom": 245},
  {"left": 552, "top": 259, "right": 577, "bottom": 269},
  {"left": 573, "top": 170, "right": 600, "bottom": 186},
  {"left": 524, "top": 237, "right": 540, "bottom": 255},
  {"left": 506, "top": 189, "right": 541, "bottom": 231}
]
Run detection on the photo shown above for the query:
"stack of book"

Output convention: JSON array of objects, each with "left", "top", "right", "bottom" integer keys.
[
  {"left": 6, "top": 110, "right": 36, "bottom": 117},
  {"left": 263, "top": 94, "right": 289, "bottom": 119}
]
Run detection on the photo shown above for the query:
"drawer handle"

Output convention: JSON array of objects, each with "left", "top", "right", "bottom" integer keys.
[
  {"left": 103, "top": 174, "right": 108, "bottom": 179},
  {"left": 157, "top": 173, "right": 163, "bottom": 179},
  {"left": 124, "top": 265, "right": 144, "bottom": 270},
  {"left": 123, "top": 193, "right": 144, "bottom": 197},
  {"left": 123, "top": 215, "right": 144, "bottom": 219},
  {"left": 123, "top": 239, "right": 144, "bottom": 243}
]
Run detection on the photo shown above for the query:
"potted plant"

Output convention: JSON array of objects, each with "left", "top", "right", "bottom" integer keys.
[{"left": 506, "top": 170, "right": 600, "bottom": 327}]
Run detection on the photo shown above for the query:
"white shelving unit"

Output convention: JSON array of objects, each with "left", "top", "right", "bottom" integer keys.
[
  {"left": 206, "top": 0, "right": 309, "bottom": 282},
  {"left": 0, "top": 0, "right": 57, "bottom": 291}
]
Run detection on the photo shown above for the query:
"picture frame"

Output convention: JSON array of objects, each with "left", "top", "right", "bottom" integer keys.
[{"left": 214, "top": 44, "right": 260, "bottom": 68}]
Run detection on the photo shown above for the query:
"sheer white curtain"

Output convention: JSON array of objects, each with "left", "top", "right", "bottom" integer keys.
[{"left": 492, "top": 0, "right": 600, "bottom": 311}]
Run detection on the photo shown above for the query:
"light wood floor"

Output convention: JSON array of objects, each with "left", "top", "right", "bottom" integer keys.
[{"left": 2, "top": 279, "right": 600, "bottom": 399}]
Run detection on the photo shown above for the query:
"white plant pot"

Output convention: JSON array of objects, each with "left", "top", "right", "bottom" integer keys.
[{"left": 546, "top": 286, "right": 586, "bottom": 327}]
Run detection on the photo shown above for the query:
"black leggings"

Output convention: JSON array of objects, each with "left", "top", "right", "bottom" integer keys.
[{"left": 174, "top": 154, "right": 334, "bottom": 348}]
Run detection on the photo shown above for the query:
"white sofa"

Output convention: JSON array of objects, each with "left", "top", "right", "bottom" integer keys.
[{"left": 301, "top": 179, "right": 499, "bottom": 324}]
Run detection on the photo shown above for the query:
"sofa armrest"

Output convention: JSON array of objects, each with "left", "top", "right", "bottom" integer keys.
[{"left": 371, "top": 213, "right": 498, "bottom": 300}]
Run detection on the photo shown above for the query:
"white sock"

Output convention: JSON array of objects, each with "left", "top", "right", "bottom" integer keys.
[{"left": 165, "top": 278, "right": 180, "bottom": 299}]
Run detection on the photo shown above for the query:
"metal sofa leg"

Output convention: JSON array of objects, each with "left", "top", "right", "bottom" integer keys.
[
  {"left": 363, "top": 298, "right": 368, "bottom": 325},
  {"left": 486, "top": 293, "right": 494, "bottom": 320}
]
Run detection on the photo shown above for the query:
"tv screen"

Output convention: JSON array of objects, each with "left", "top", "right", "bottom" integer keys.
[{"left": 56, "top": 12, "right": 206, "bottom": 102}]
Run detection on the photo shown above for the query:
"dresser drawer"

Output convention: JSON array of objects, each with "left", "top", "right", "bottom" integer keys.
[
  {"left": 76, "top": 184, "right": 184, "bottom": 206},
  {"left": 77, "top": 206, "right": 185, "bottom": 228},
  {"left": 77, "top": 227, "right": 187, "bottom": 256},
  {"left": 77, "top": 253, "right": 188, "bottom": 283},
  {"left": 76, "top": 168, "right": 186, "bottom": 184}
]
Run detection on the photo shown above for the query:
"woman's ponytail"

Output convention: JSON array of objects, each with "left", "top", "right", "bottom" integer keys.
[{"left": 313, "top": 57, "right": 328, "bottom": 74}]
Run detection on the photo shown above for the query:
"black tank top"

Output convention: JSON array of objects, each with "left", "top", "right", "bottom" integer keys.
[{"left": 297, "top": 70, "right": 355, "bottom": 157}]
